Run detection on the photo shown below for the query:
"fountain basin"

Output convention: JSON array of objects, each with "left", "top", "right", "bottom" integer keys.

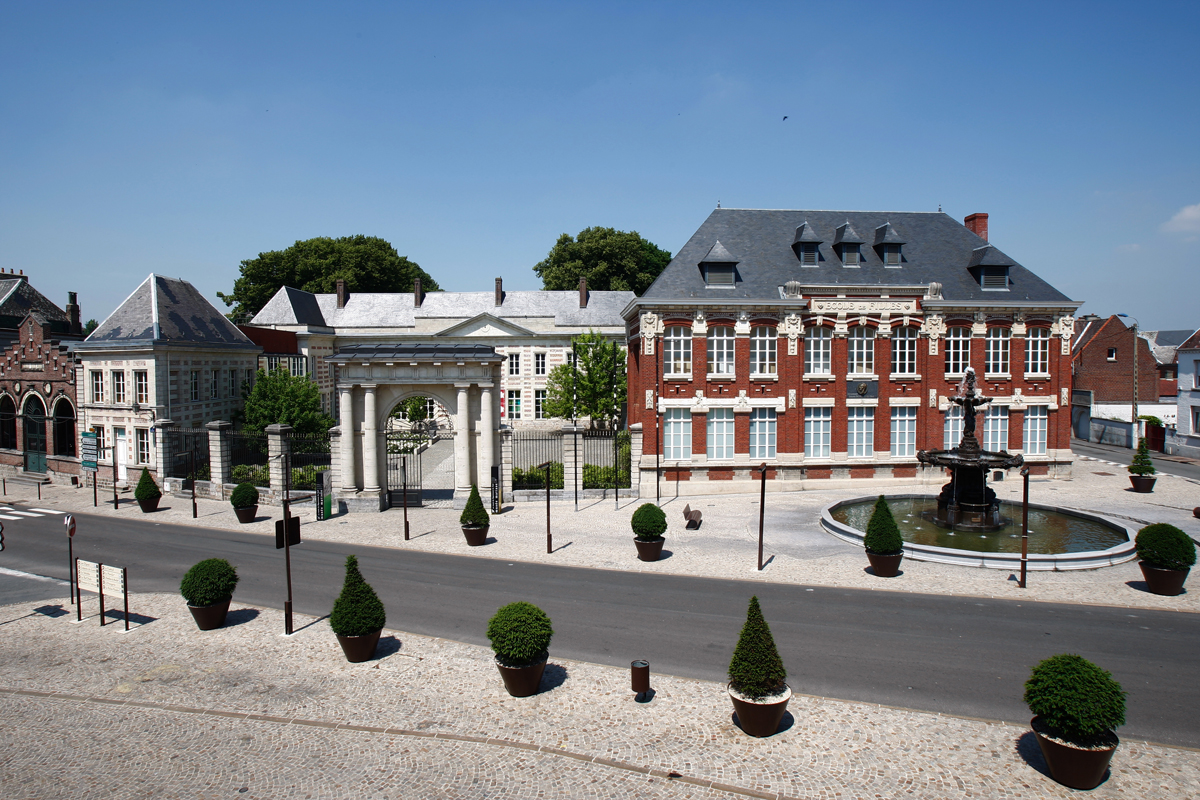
[{"left": 821, "top": 495, "right": 1136, "bottom": 571}]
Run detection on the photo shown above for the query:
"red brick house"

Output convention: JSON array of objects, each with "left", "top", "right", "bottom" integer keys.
[{"left": 1070, "top": 315, "right": 1158, "bottom": 405}]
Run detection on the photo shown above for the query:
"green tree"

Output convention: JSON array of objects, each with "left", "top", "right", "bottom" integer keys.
[
  {"left": 728, "top": 596, "right": 787, "bottom": 699},
  {"left": 238, "top": 368, "right": 335, "bottom": 435},
  {"left": 219, "top": 235, "right": 441, "bottom": 320},
  {"left": 533, "top": 227, "right": 671, "bottom": 296},
  {"left": 542, "top": 331, "right": 626, "bottom": 427},
  {"left": 390, "top": 396, "right": 429, "bottom": 424},
  {"left": 83, "top": 319, "right": 98, "bottom": 335}
]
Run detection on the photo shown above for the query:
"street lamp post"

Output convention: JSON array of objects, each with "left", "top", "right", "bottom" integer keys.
[{"left": 1118, "top": 314, "right": 1139, "bottom": 448}]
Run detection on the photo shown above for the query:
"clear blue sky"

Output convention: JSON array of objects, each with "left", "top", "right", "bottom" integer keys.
[{"left": 2, "top": 1, "right": 1197, "bottom": 330}]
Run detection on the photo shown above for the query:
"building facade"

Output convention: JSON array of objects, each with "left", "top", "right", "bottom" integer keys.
[
  {"left": 625, "top": 209, "right": 1080, "bottom": 495},
  {"left": 1168, "top": 330, "right": 1200, "bottom": 458}
]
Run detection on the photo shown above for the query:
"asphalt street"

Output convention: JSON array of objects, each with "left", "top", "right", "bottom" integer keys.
[
  {"left": 2, "top": 504, "right": 1198, "bottom": 748},
  {"left": 1072, "top": 438, "right": 1200, "bottom": 483}
]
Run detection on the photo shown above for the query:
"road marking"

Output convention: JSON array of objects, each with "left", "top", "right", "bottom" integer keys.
[
  {"left": 7, "top": 511, "right": 43, "bottom": 517},
  {"left": 0, "top": 514, "right": 21, "bottom": 520},
  {"left": 29, "top": 508, "right": 61, "bottom": 514},
  {"left": 0, "top": 566, "right": 68, "bottom": 584}
]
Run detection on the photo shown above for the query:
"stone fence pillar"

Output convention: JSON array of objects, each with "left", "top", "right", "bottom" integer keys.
[
  {"left": 561, "top": 424, "right": 581, "bottom": 499},
  {"left": 628, "top": 423, "right": 642, "bottom": 498},
  {"left": 499, "top": 427, "right": 512, "bottom": 504},
  {"left": 207, "top": 421, "right": 232, "bottom": 487},
  {"left": 265, "top": 424, "right": 294, "bottom": 494},
  {"left": 155, "top": 419, "right": 176, "bottom": 484}
]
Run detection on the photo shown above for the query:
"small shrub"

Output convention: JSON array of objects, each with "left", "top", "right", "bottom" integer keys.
[
  {"left": 229, "top": 483, "right": 259, "bottom": 509},
  {"left": 329, "top": 555, "right": 387, "bottom": 637},
  {"left": 583, "top": 463, "right": 631, "bottom": 489},
  {"left": 1024, "top": 653, "right": 1126, "bottom": 745},
  {"left": 1128, "top": 438, "right": 1156, "bottom": 476},
  {"left": 460, "top": 484, "right": 490, "bottom": 527},
  {"left": 863, "top": 495, "right": 903, "bottom": 555},
  {"left": 487, "top": 601, "right": 553, "bottom": 667},
  {"left": 1135, "top": 523, "right": 1197, "bottom": 571},
  {"left": 180, "top": 558, "right": 239, "bottom": 606},
  {"left": 513, "top": 462, "right": 564, "bottom": 490},
  {"left": 232, "top": 463, "right": 270, "bottom": 487},
  {"left": 134, "top": 467, "right": 161, "bottom": 502},
  {"left": 630, "top": 503, "right": 667, "bottom": 540},
  {"left": 728, "top": 596, "right": 787, "bottom": 699},
  {"left": 1138, "top": 414, "right": 1164, "bottom": 428}
]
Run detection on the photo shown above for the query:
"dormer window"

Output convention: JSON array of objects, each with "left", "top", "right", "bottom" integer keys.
[
  {"left": 833, "top": 221, "right": 864, "bottom": 268},
  {"left": 699, "top": 240, "right": 738, "bottom": 287},
  {"left": 873, "top": 222, "right": 906, "bottom": 268},
  {"left": 798, "top": 242, "right": 818, "bottom": 266},
  {"left": 839, "top": 244, "right": 860, "bottom": 266},
  {"left": 792, "top": 222, "right": 823, "bottom": 267},
  {"left": 883, "top": 244, "right": 902, "bottom": 266},
  {"left": 980, "top": 266, "right": 1009, "bottom": 290},
  {"left": 969, "top": 244, "right": 1015, "bottom": 292}
]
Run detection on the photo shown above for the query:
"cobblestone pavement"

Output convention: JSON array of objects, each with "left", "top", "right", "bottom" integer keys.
[
  {"left": 1, "top": 591, "right": 1197, "bottom": 799},
  {"left": 19, "top": 456, "right": 1200, "bottom": 613}
]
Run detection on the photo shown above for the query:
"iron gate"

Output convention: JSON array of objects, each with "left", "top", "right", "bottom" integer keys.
[
  {"left": 386, "top": 430, "right": 426, "bottom": 505},
  {"left": 580, "top": 428, "right": 631, "bottom": 490},
  {"left": 164, "top": 429, "right": 211, "bottom": 483},
  {"left": 511, "top": 429, "right": 563, "bottom": 490}
]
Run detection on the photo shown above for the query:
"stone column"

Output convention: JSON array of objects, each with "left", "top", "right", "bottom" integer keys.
[
  {"left": 478, "top": 382, "right": 495, "bottom": 497},
  {"left": 454, "top": 383, "right": 471, "bottom": 492},
  {"left": 339, "top": 385, "right": 356, "bottom": 491},
  {"left": 628, "top": 422, "right": 643, "bottom": 498},
  {"left": 499, "top": 426, "right": 513, "bottom": 503},
  {"left": 362, "top": 384, "right": 380, "bottom": 492},
  {"left": 265, "top": 424, "right": 294, "bottom": 497},
  {"left": 561, "top": 423, "right": 580, "bottom": 499},
  {"left": 206, "top": 420, "right": 232, "bottom": 487}
]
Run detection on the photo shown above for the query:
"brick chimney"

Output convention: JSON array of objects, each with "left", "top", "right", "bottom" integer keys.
[
  {"left": 413, "top": 277, "right": 423, "bottom": 308},
  {"left": 579, "top": 277, "right": 588, "bottom": 308},
  {"left": 66, "top": 291, "right": 82, "bottom": 335},
  {"left": 964, "top": 213, "right": 989, "bottom": 241},
  {"left": 336, "top": 279, "right": 349, "bottom": 309},
  {"left": 495, "top": 277, "right": 503, "bottom": 307}
]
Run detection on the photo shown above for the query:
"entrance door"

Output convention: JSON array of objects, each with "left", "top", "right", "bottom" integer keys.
[
  {"left": 114, "top": 427, "right": 128, "bottom": 482},
  {"left": 22, "top": 396, "right": 47, "bottom": 474},
  {"left": 385, "top": 430, "right": 424, "bottom": 506}
]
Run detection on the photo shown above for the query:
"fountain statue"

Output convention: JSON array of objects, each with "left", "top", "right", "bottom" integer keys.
[{"left": 917, "top": 367, "right": 1023, "bottom": 531}]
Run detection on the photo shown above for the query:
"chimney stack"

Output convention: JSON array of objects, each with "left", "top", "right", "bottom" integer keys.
[
  {"left": 66, "top": 291, "right": 82, "bottom": 336},
  {"left": 413, "top": 277, "right": 423, "bottom": 308},
  {"left": 336, "top": 279, "right": 349, "bottom": 309},
  {"left": 495, "top": 277, "right": 503, "bottom": 307},
  {"left": 964, "top": 212, "right": 989, "bottom": 241},
  {"left": 579, "top": 277, "right": 588, "bottom": 308}
]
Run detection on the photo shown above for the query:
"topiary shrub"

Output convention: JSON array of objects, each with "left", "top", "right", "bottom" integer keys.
[
  {"left": 180, "top": 558, "right": 239, "bottom": 606},
  {"left": 1135, "top": 523, "right": 1197, "bottom": 571},
  {"left": 229, "top": 483, "right": 259, "bottom": 509},
  {"left": 329, "top": 555, "right": 387, "bottom": 637},
  {"left": 1024, "top": 653, "right": 1126, "bottom": 746},
  {"left": 1128, "top": 437, "right": 1156, "bottom": 476},
  {"left": 134, "top": 467, "right": 162, "bottom": 502},
  {"left": 460, "top": 484, "right": 490, "bottom": 527},
  {"left": 487, "top": 601, "right": 553, "bottom": 667},
  {"left": 863, "top": 495, "right": 903, "bottom": 555},
  {"left": 631, "top": 503, "right": 667, "bottom": 540},
  {"left": 728, "top": 596, "right": 787, "bottom": 700}
]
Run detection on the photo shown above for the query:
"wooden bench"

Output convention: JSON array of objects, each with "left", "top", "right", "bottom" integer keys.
[{"left": 682, "top": 504, "right": 703, "bottom": 530}]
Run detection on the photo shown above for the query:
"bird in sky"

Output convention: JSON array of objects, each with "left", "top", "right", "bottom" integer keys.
[{"left": 782, "top": 116, "right": 788, "bottom": 121}]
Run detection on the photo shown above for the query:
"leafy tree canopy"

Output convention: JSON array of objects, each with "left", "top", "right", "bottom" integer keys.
[
  {"left": 542, "top": 331, "right": 626, "bottom": 427},
  {"left": 238, "top": 368, "right": 335, "bottom": 436},
  {"left": 83, "top": 319, "right": 98, "bottom": 335},
  {"left": 533, "top": 227, "right": 671, "bottom": 296},
  {"left": 219, "top": 235, "right": 441, "bottom": 320}
]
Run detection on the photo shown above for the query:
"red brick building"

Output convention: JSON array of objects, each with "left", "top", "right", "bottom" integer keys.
[
  {"left": 1071, "top": 315, "right": 1159, "bottom": 404},
  {"left": 625, "top": 209, "right": 1080, "bottom": 494}
]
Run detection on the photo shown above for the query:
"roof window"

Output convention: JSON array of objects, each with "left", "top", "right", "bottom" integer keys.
[
  {"left": 873, "top": 222, "right": 906, "bottom": 268},
  {"left": 834, "top": 221, "right": 864, "bottom": 268},
  {"left": 699, "top": 240, "right": 738, "bottom": 287},
  {"left": 968, "top": 245, "right": 1016, "bottom": 292},
  {"left": 792, "top": 222, "right": 823, "bottom": 267},
  {"left": 980, "top": 266, "right": 1010, "bottom": 290}
]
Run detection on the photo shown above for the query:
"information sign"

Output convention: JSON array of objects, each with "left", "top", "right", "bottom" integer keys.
[
  {"left": 275, "top": 516, "right": 301, "bottom": 549},
  {"left": 80, "top": 431, "right": 98, "bottom": 472}
]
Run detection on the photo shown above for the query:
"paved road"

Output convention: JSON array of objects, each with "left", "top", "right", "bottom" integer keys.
[
  {"left": 3, "top": 505, "right": 1199, "bottom": 748},
  {"left": 1073, "top": 438, "right": 1200, "bottom": 482}
]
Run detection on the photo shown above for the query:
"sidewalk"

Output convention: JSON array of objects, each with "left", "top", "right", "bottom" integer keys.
[
  {"left": 1, "top": 590, "right": 1196, "bottom": 800},
  {"left": 18, "top": 455, "right": 1200, "bottom": 614}
]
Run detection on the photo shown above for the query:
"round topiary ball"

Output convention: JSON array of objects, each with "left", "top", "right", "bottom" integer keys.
[
  {"left": 1135, "top": 523, "right": 1197, "bottom": 571},
  {"left": 230, "top": 483, "right": 259, "bottom": 509},
  {"left": 180, "top": 559, "right": 239, "bottom": 607},
  {"left": 487, "top": 601, "right": 553, "bottom": 667},
  {"left": 1024, "top": 653, "right": 1126, "bottom": 745},
  {"left": 631, "top": 503, "right": 667, "bottom": 540}
]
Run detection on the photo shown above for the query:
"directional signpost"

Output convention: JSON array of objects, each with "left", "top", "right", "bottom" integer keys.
[
  {"left": 64, "top": 514, "right": 76, "bottom": 604},
  {"left": 80, "top": 432, "right": 98, "bottom": 507}
]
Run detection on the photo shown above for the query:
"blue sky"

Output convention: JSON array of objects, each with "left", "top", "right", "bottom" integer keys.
[{"left": 2, "top": 1, "right": 1197, "bottom": 330}]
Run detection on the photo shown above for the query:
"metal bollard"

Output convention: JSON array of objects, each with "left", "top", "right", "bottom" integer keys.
[{"left": 631, "top": 660, "right": 651, "bottom": 699}]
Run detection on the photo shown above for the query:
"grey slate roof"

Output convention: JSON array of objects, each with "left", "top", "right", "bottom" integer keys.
[
  {"left": 792, "top": 222, "right": 823, "bottom": 243},
  {"left": 252, "top": 287, "right": 635, "bottom": 330},
  {"left": 701, "top": 241, "right": 737, "bottom": 263},
  {"left": 0, "top": 278, "right": 71, "bottom": 326},
  {"left": 1142, "top": 329, "right": 1200, "bottom": 365},
  {"left": 640, "top": 208, "right": 1075, "bottom": 304},
  {"left": 78, "top": 274, "right": 257, "bottom": 349},
  {"left": 326, "top": 343, "right": 501, "bottom": 362},
  {"left": 873, "top": 222, "right": 906, "bottom": 245},
  {"left": 834, "top": 221, "right": 864, "bottom": 245}
]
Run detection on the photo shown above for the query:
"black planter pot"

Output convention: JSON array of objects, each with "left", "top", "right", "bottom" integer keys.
[
  {"left": 867, "top": 551, "right": 903, "bottom": 577},
  {"left": 336, "top": 628, "right": 383, "bottom": 663},
  {"left": 1139, "top": 561, "right": 1190, "bottom": 596},
  {"left": 634, "top": 536, "right": 665, "bottom": 562},
  {"left": 187, "top": 596, "right": 232, "bottom": 631},
  {"left": 1032, "top": 717, "right": 1118, "bottom": 790},
  {"left": 728, "top": 685, "right": 791, "bottom": 737},
  {"left": 1129, "top": 475, "right": 1156, "bottom": 493},
  {"left": 137, "top": 496, "right": 161, "bottom": 513},
  {"left": 234, "top": 505, "right": 258, "bottom": 524},
  {"left": 496, "top": 656, "right": 547, "bottom": 697},
  {"left": 462, "top": 525, "right": 489, "bottom": 546}
]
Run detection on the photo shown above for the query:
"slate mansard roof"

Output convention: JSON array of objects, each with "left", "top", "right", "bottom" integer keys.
[
  {"left": 640, "top": 209, "right": 1076, "bottom": 306},
  {"left": 78, "top": 274, "right": 258, "bottom": 350}
]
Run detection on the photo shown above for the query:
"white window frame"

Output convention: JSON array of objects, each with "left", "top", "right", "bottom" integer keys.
[
  {"left": 134, "top": 371, "right": 149, "bottom": 405},
  {"left": 945, "top": 327, "right": 971, "bottom": 375},
  {"left": 805, "top": 327, "right": 832, "bottom": 375},
  {"left": 707, "top": 326, "right": 735, "bottom": 377},
  {"left": 848, "top": 407, "right": 874, "bottom": 457},
  {"left": 985, "top": 327, "right": 1010, "bottom": 375},
  {"left": 848, "top": 326, "right": 875, "bottom": 375},
  {"left": 509, "top": 353, "right": 521, "bottom": 376},
  {"left": 984, "top": 405, "right": 1009, "bottom": 452},
  {"left": 534, "top": 389, "right": 546, "bottom": 419},
  {"left": 135, "top": 428, "right": 150, "bottom": 465},
  {"left": 944, "top": 405, "right": 963, "bottom": 450},
  {"left": 664, "top": 326, "right": 692, "bottom": 377},
  {"left": 112, "top": 371, "right": 125, "bottom": 405},
  {"left": 805, "top": 406, "right": 831, "bottom": 458},
  {"left": 891, "top": 326, "right": 918, "bottom": 375},
  {"left": 1023, "top": 405, "right": 1048, "bottom": 456},
  {"left": 707, "top": 408, "right": 734, "bottom": 459},
  {"left": 664, "top": 407, "right": 691, "bottom": 460},
  {"left": 1025, "top": 328, "right": 1050, "bottom": 375},
  {"left": 749, "top": 407, "right": 776, "bottom": 459},
  {"left": 1107, "top": 348, "right": 1117, "bottom": 362},
  {"left": 750, "top": 326, "right": 777, "bottom": 376},
  {"left": 535, "top": 352, "right": 546, "bottom": 376},
  {"left": 509, "top": 389, "right": 522, "bottom": 419},
  {"left": 91, "top": 371, "right": 104, "bottom": 404},
  {"left": 891, "top": 406, "right": 917, "bottom": 457}
]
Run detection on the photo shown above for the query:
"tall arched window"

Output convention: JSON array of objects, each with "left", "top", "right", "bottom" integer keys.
[
  {"left": 53, "top": 398, "right": 77, "bottom": 457},
  {"left": 0, "top": 396, "right": 15, "bottom": 450},
  {"left": 707, "top": 326, "right": 735, "bottom": 376}
]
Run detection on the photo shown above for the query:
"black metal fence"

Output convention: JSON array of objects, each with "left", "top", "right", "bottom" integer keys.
[
  {"left": 163, "top": 429, "right": 210, "bottom": 481},
  {"left": 288, "top": 431, "right": 331, "bottom": 490},
  {"left": 511, "top": 429, "right": 563, "bottom": 490},
  {"left": 580, "top": 428, "right": 631, "bottom": 489},
  {"left": 228, "top": 431, "right": 270, "bottom": 487}
]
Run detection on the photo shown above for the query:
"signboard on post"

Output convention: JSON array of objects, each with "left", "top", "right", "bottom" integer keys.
[
  {"left": 80, "top": 431, "right": 98, "bottom": 472},
  {"left": 275, "top": 516, "right": 301, "bottom": 549},
  {"left": 490, "top": 465, "right": 500, "bottom": 514},
  {"left": 315, "top": 469, "right": 332, "bottom": 520},
  {"left": 75, "top": 558, "right": 130, "bottom": 630}
]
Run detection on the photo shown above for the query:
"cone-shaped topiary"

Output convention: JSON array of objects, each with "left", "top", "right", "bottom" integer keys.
[
  {"left": 1135, "top": 523, "right": 1197, "bottom": 570},
  {"left": 863, "top": 495, "right": 903, "bottom": 555},
  {"left": 134, "top": 467, "right": 162, "bottom": 502},
  {"left": 229, "top": 483, "right": 259, "bottom": 509},
  {"left": 329, "top": 555, "right": 387, "bottom": 637},
  {"left": 631, "top": 503, "right": 667, "bottom": 540},
  {"left": 1129, "top": 437, "right": 1156, "bottom": 476},
  {"left": 1024, "top": 653, "right": 1126, "bottom": 746},
  {"left": 460, "top": 484, "right": 490, "bottom": 527},
  {"left": 728, "top": 596, "right": 787, "bottom": 699},
  {"left": 180, "top": 558, "right": 239, "bottom": 606},
  {"left": 487, "top": 601, "right": 553, "bottom": 667}
]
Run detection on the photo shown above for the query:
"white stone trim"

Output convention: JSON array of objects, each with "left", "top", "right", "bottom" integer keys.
[
  {"left": 888, "top": 396, "right": 921, "bottom": 406},
  {"left": 845, "top": 398, "right": 879, "bottom": 407},
  {"left": 802, "top": 397, "right": 836, "bottom": 407}
]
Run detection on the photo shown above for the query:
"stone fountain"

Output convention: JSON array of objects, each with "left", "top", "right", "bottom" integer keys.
[{"left": 917, "top": 367, "right": 1023, "bottom": 531}]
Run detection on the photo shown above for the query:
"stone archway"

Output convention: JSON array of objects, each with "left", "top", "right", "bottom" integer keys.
[{"left": 382, "top": 391, "right": 457, "bottom": 508}]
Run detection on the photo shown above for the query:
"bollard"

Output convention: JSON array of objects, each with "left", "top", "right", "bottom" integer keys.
[{"left": 631, "top": 660, "right": 651, "bottom": 698}]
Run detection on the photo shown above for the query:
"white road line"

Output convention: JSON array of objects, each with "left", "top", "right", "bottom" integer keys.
[
  {"left": 0, "top": 514, "right": 22, "bottom": 520},
  {"left": 7, "top": 511, "right": 43, "bottom": 517},
  {"left": 29, "top": 508, "right": 61, "bottom": 514},
  {"left": 0, "top": 566, "right": 68, "bottom": 584}
]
